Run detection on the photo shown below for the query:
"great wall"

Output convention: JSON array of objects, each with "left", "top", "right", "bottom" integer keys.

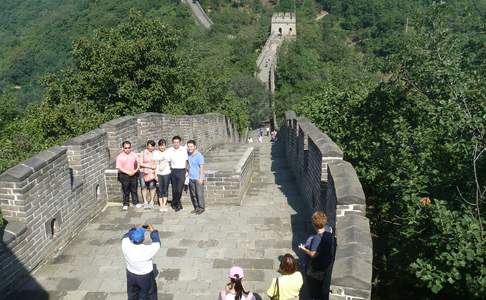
[{"left": 0, "top": 7, "right": 372, "bottom": 300}]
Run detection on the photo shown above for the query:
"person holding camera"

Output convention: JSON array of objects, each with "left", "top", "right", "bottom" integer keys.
[{"left": 122, "top": 224, "right": 161, "bottom": 300}]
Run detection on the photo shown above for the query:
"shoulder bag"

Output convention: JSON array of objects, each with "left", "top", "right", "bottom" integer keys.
[{"left": 269, "top": 277, "right": 279, "bottom": 300}]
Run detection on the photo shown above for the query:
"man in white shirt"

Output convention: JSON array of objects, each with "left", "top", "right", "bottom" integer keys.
[
  {"left": 122, "top": 224, "right": 160, "bottom": 300},
  {"left": 167, "top": 135, "right": 188, "bottom": 212}
]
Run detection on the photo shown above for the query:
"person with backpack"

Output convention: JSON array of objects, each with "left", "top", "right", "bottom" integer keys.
[{"left": 218, "top": 266, "right": 256, "bottom": 300}]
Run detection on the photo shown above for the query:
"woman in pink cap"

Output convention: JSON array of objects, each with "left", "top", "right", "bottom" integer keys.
[{"left": 218, "top": 266, "right": 256, "bottom": 300}]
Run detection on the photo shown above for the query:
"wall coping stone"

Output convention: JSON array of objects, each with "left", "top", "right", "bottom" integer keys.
[
  {"left": 2, "top": 221, "right": 27, "bottom": 245},
  {"left": 334, "top": 243, "right": 373, "bottom": 264},
  {"left": 100, "top": 115, "right": 136, "bottom": 128},
  {"left": 336, "top": 214, "right": 370, "bottom": 231},
  {"left": 338, "top": 226, "right": 373, "bottom": 248},
  {"left": 234, "top": 147, "right": 254, "bottom": 174},
  {"left": 0, "top": 146, "right": 67, "bottom": 182},
  {"left": 331, "top": 256, "right": 372, "bottom": 291},
  {"left": 136, "top": 112, "right": 163, "bottom": 118},
  {"left": 65, "top": 128, "right": 106, "bottom": 146},
  {"left": 328, "top": 160, "right": 366, "bottom": 205}
]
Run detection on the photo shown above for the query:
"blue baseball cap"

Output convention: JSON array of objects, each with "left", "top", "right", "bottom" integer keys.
[{"left": 129, "top": 228, "right": 146, "bottom": 244}]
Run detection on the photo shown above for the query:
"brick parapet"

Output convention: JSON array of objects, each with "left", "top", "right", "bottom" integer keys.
[
  {"left": 0, "top": 112, "right": 238, "bottom": 297},
  {"left": 282, "top": 111, "right": 372, "bottom": 300},
  {"left": 203, "top": 146, "right": 254, "bottom": 206}
]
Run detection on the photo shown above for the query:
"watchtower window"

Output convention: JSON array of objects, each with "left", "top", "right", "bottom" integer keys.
[{"left": 278, "top": 28, "right": 282, "bottom": 35}]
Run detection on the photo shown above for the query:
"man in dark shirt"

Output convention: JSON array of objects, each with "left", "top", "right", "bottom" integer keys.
[{"left": 313, "top": 229, "right": 335, "bottom": 300}]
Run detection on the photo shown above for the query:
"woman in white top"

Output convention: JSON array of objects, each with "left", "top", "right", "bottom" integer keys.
[
  {"left": 218, "top": 266, "right": 256, "bottom": 300},
  {"left": 152, "top": 139, "right": 171, "bottom": 212}
]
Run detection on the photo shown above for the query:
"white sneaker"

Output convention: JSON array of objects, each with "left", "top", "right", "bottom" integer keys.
[
  {"left": 144, "top": 203, "right": 150, "bottom": 209},
  {"left": 122, "top": 206, "right": 128, "bottom": 210},
  {"left": 135, "top": 204, "right": 142, "bottom": 209},
  {"left": 159, "top": 207, "right": 168, "bottom": 212}
]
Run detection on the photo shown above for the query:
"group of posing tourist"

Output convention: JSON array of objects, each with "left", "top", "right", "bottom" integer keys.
[
  {"left": 116, "top": 136, "right": 206, "bottom": 215},
  {"left": 121, "top": 211, "right": 334, "bottom": 300}
]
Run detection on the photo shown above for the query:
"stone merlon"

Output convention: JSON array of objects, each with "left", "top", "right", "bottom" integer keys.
[{"left": 328, "top": 160, "right": 366, "bottom": 205}]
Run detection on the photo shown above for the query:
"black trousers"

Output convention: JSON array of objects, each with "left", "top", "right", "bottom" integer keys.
[
  {"left": 119, "top": 172, "right": 139, "bottom": 206},
  {"left": 170, "top": 169, "right": 185, "bottom": 209},
  {"left": 126, "top": 270, "right": 157, "bottom": 300}
]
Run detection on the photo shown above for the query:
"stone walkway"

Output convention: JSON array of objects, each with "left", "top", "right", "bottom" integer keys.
[{"left": 16, "top": 139, "right": 314, "bottom": 300}]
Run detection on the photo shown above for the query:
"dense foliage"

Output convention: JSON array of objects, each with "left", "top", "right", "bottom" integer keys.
[
  {"left": 0, "top": 1, "right": 271, "bottom": 174},
  {"left": 276, "top": 0, "right": 485, "bottom": 298}
]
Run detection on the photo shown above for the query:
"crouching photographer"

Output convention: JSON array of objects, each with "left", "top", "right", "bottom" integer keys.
[{"left": 121, "top": 224, "right": 160, "bottom": 300}]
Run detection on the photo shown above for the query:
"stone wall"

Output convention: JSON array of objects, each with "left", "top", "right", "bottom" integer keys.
[
  {"left": 0, "top": 112, "right": 238, "bottom": 297},
  {"left": 204, "top": 146, "right": 255, "bottom": 206},
  {"left": 271, "top": 12, "right": 297, "bottom": 36},
  {"left": 281, "top": 111, "right": 373, "bottom": 300}
]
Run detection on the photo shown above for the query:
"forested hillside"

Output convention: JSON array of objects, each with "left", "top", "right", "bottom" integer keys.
[
  {"left": 0, "top": 0, "right": 270, "bottom": 173},
  {"left": 275, "top": 0, "right": 485, "bottom": 299}
]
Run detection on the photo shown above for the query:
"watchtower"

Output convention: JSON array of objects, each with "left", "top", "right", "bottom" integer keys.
[{"left": 271, "top": 12, "right": 296, "bottom": 37}]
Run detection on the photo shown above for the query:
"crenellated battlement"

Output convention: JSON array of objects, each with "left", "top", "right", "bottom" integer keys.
[{"left": 282, "top": 111, "right": 373, "bottom": 300}]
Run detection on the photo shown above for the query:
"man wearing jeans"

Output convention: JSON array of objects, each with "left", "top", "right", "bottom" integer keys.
[
  {"left": 122, "top": 224, "right": 160, "bottom": 300},
  {"left": 187, "top": 140, "right": 205, "bottom": 215},
  {"left": 167, "top": 136, "right": 187, "bottom": 212},
  {"left": 116, "top": 141, "right": 142, "bottom": 210}
]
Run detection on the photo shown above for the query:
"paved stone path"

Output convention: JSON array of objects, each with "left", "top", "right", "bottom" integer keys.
[
  {"left": 184, "top": 0, "right": 213, "bottom": 29},
  {"left": 17, "top": 139, "right": 314, "bottom": 300}
]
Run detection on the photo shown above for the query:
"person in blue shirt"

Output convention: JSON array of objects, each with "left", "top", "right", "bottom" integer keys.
[{"left": 187, "top": 140, "right": 205, "bottom": 214}]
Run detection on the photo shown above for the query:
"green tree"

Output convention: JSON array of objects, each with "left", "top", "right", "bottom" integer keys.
[{"left": 292, "top": 2, "right": 485, "bottom": 298}]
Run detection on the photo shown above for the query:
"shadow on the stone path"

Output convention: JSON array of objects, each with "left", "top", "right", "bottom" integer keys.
[
  {"left": 269, "top": 140, "right": 317, "bottom": 300},
  {"left": 1, "top": 223, "right": 51, "bottom": 300},
  {"left": 269, "top": 140, "right": 314, "bottom": 257}
]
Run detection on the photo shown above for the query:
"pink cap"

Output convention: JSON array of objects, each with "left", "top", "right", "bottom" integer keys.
[{"left": 229, "top": 266, "right": 244, "bottom": 279}]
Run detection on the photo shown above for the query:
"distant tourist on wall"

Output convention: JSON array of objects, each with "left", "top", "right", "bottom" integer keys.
[
  {"left": 116, "top": 141, "right": 141, "bottom": 210},
  {"left": 266, "top": 127, "right": 270, "bottom": 136},
  {"left": 298, "top": 211, "right": 334, "bottom": 300},
  {"left": 266, "top": 253, "right": 303, "bottom": 300},
  {"left": 187, "top": 140, "right": 205, "bottom": 215},
  {"left": 218, "top": 266, "right": 256, "bottom": 300},
  {"left": 139, "top": 140, "right": 157, "bottom": 209},
  {"left": 153, "top": 139, "right": 171, "bottom": 212},
  {"left": 259, "top": 127, "right": 263, "bottom": 137},
  {"left": 247, "top": 137, "right": 253, "bottom": 143},
  {"left": 167, "top": 136, "right": 188, "bottom": 212},
  {"left": 271, "top": 129, "right": 277, "bottom": 142},
  {"left": 122, "top": 224, "right": 160, "bottom": 300}
]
